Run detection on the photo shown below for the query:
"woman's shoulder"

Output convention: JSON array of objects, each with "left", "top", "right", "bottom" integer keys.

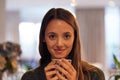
[
  {"left": 82, "top": 61, "right": 105, "bottom": 80},
  {"left": 21, "top": 68, "right": 38, "bottom": 80},
  {"left": 21, "top": 66, "right": 46, "bottom": 80},
  {"left": 88, "top": 65, "right": 105, "bottom": 80}
]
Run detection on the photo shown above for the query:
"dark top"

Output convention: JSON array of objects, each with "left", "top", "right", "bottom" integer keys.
[{"left": 21, "top": 62, "right": 105, "bottom": 80}]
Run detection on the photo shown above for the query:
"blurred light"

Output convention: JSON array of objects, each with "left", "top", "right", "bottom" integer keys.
[
  {"left": 108, "top": 0, "right": 116, "bottom": 7},
  {"left": 19, "top": 22, "right": 40, "bottom": 60},
  {"left": 70, "top": 0, "right": 77, "bottom": 7}
]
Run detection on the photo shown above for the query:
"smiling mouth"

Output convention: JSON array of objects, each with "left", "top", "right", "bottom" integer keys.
[{"left": 54, "top": 49, "right": 65, "bottom": 53}]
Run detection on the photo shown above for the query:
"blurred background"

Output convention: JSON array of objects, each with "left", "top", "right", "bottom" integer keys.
[{"left": 0, "top": 0, "right": 120, "bottom": 79}]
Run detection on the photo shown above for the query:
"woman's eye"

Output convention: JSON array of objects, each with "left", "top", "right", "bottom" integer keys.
[
  {"left": 49, "top": 35, "right": 56, "bottom": 40},
  {"left": 64, "top": 34, "right": 71, "bottom": 39}
]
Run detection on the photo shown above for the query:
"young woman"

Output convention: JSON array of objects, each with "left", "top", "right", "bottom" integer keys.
[{"left": 22, "top": 8, "right": 105, "bottom": 80}]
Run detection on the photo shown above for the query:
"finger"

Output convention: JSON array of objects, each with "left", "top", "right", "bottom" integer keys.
[
  {"left": 45, "top": 61, "right": 57, "bottom": 79},
  {"left": 45, "top": 65, "right": 56, "bottom": 72},
  {"left": 44, "top": 61, "right": 56, "bottom": 72},
  {"left": 55, "top": 64, "right": 71, "bottom": 79},
  {"left": 62, "top": 59, "right": 74, "bottom": 70},
  {"left": 56, "top": 70, "right": 67, "bottom": 80},
  {"left": 51, "top": 75, "right": 59, "bottom": 80},
  {"left": 57, "top": 59, "right": 73, "bottom": 74},
  {"left": 45, "top": 70, "right": 56, "bottom": 78}
]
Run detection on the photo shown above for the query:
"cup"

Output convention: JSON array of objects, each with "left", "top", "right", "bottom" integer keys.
[
  {"left": 52, "top": 59, "right": 71, "bottom": 64},
  {"left": 52, "top": 59, "right": 72, "bottom": 79}
]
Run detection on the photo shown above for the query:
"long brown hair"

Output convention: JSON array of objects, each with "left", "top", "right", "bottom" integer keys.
[{"left": 39, "top": 8, "right": 84, "bottom": 80}]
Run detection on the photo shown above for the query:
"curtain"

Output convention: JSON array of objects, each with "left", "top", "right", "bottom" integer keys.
[{"left": 76, "top": 8, "right": 105, "bottom": 66}]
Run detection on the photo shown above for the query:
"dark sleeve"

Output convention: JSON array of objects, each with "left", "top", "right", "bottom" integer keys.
[
  {"left": 21, "top": 66, "right": 47, "bottom": 80},
  {"left": 90, "top": 68, "right": 105, "bottom": 80},
  {"left": 21, "top": 71, "right": 36, "bottom": 80}
]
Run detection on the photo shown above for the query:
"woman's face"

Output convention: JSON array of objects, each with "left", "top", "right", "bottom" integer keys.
[{"left": 45, "top": 19, "right": 74, "bottom": 59}]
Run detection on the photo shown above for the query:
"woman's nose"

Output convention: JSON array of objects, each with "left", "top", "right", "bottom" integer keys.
[{"left": 56, "top": 38, "right": 64, "bottom": 47}]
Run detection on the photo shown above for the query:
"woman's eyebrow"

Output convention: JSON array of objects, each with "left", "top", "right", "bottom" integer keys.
[
  {"left": 47, "top": 32, "right": 56, "bottom": 34},
  {"left": 64, "top": 32, "right": 72, "bottom": 34}
]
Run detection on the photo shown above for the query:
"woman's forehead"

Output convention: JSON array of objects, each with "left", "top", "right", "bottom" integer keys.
[{"left": 46, "top": 19, "right": 74, "bottom": 32}]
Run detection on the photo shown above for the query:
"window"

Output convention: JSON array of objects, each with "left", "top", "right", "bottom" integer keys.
[
  {"left": 19, "top": 22, "right": 40, "bottom": 61},
  {"left": 105, "top": 7, "right": 120, "bottom": 69}
]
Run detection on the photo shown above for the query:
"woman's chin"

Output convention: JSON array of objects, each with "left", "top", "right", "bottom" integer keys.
[{"left": 52, "top": 56, "right": 65, "bottom": 59}]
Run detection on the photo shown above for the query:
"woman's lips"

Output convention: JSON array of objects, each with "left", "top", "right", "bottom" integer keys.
[{"left": 54, "top": 49, "right": 65, "bottom": 53}]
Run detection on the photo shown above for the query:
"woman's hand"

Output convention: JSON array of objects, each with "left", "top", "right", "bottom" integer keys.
[
  {"left": 44, "top": 61, "right": 59, "bottom": 80},
  {"left": 55, "top": 59, "right": 77, "bottom": 80}
]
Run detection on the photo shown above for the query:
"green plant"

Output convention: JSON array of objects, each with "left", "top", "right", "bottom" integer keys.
[
  {"left": 113, "top": 54, "right": 120, "bottom": 80},
  {"left": 113, "top": 54, "right": 120, "bottom": 69}
]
